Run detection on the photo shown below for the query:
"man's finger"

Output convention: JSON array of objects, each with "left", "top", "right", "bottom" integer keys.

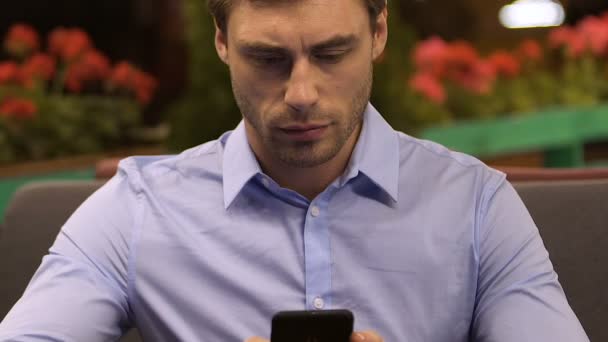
[
  {"left": 351, "top": 330, "right": 384, "bottom": 342},
  {"left": 244, "top": 337, "right": 269, "bottom": 342}
]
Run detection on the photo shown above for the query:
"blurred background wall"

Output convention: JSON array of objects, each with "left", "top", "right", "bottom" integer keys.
[{"left": 1, "top": 0, "right": 608, "bottom": 167}]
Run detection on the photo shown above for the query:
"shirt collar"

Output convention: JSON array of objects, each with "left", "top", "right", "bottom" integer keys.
[
  {"left": 222, "top": 121, "right": 262, "bottom": 209},
  {"left": 222, "top": 103, "right": 399, "bottom": 208},
  {"left": 343, "top": 103, "right": 399, "bottom": 202}
]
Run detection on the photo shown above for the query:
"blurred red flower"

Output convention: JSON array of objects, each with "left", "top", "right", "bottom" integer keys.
[
  {"left": 0, "top": 62, "right": 21, "bottom": 85},
  {"left": 457, "top": 60, "right": 496, "bottom": 95},
  {"left": 444, "top": 41, "right": 479, "bottom": 67},
  {"left": 443, "top": 41, "right": 480, "bottom": 80},
  {"left": 0, "top": 24, "right": 157, "bottom": 118},
  {"left": 49, "top": 28, "right": 92, "bottom": 62},
  {"left": 409, "top": 72, "right": 446, "bottom": 104},
  {"left": 0, "top": 97, "right": 37, "bottom": 120},
  {"left": 413, "top": 36, "right": 448, "bottom": 77},
  {"left": 578, "top": 16, "right": 608, "bottom": 56},
  {"left": 4, "top": 24, "right": 39, "bottom": 58},
  {"left": 487, "top": 51, "right": 521, "bottom": 79},
  {"left": 412, "top": 38, "right": 497, "bottom": 96},
  {"left": 549, "top": 26, "right": 576, "bottom": 49},
  {"left": 109, "top": 62, "right": 134, "bottom": 87},
  {"left": 133, "top": 72, "right": 158, "bottom": 105},
  {"left": 110, "top": 62, "right": 158, "bottom": 105},
  {"left": 65, "top": 50, "right": 111, "bottom": 92},
  {"left": 517, "top": 39, "right": 543, "bottom": 62},
  {"left": 21, "top": 53, "right": 56, "bottom": 88},
  {"left": 548, "top": 26, "right": 586, "bottom": 58},
  {"left": 443, "top": 41, "right": 496, "bottom": 94}
]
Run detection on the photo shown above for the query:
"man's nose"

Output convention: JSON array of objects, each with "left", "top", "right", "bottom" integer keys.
[{"left": 284, "top": 59, "right": 319, "bottom": 112}]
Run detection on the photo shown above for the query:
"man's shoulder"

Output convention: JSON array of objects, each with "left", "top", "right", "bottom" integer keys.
[
  {"left": 395, "top": 131, "right": 506, "bottom": 190},
  {"left": 116, "top": 135, "right": 228, "bottom": 189},
  {"left": 396, "top": 131, "right": 490, "bottom": 168}
]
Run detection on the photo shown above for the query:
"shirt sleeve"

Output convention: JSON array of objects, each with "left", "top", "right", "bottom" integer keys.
[
  {"left": 471, "top": 179, "right": 589, "bottom": 341},
  {"left": 0, "top": 170, "right": 140, "bottom": 342}
]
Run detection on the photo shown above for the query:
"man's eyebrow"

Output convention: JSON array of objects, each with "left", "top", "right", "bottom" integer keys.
[
  {"left": 312, "top": 34, "right": 359, "bottom": 50},
  {"left": 238, "top": 42, "right": 289, "bottom": 55},
  {"left": 237, "top": 34, "right": 359, "bottom": 55}
]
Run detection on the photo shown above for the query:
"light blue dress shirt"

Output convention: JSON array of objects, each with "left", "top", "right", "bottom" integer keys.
[{"left": 0, "top": 104, "right": 588, "bottom": 341}]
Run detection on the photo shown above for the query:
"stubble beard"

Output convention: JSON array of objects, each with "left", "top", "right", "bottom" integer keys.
[{"left": 232, "top": 64, "right": 373, "bottom": 169}]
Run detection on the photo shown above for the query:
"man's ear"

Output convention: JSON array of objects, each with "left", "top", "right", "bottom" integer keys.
[
  {"left": 214, "top": 21, "right": 229, "bottom": 64},
  {"left": 372, "top": 7, "right": 388, "bottom": 61}
]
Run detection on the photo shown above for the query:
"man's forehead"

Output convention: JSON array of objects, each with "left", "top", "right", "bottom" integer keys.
[
  {"left": 239, "top": 0, "right": 365, "bottom": 10},
  {"left": 229, "top": 0, "right": 366, "bottom": 29},
  {"left": 228, "top": 0, "right": 367, "bottom": 48}
]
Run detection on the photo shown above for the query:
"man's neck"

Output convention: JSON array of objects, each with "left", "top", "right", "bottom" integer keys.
[
  {"left": 264, "top": 144, "right": 355, "bottom": 201},
  {"left": 249, "top": 125, "right": 362, "bottom": 201}
]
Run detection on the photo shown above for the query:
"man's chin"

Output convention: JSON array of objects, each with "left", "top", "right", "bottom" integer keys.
[{"left": 274, "top": 146, "right": 337, "bottom": 169}]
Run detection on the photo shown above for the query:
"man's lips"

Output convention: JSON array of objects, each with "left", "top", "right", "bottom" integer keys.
[
  {"left": 280, "top": 123, "right": 329, "bottom": 131},
  {"left": 277, "top": 124, "right": 330, "bottom": 141}
]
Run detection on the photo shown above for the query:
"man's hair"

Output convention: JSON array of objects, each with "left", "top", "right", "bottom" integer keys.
[{"left": 207, "top": 0, "right": 387, "bottom": 34}]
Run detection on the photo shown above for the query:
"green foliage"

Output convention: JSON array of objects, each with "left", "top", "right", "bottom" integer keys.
[
  {"left": 559, "top": 56, "right": 606, "bottom": 106},
  {"left": 371, "top": 1, "right": 434, "bottom": 134},
  {"left": 0, "top": 93, "right": 139, "bottom": 163},
  {"left": 167, "top": 0, "right": 240, "bottom": 151}
]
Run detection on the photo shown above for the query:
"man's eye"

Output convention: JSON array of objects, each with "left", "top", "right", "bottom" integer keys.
[
  {"left": 252, "top": 55, "right": 288, "bottom": 67},
  {"left": 315, "top": 52, "right": 346, "bottom": 63}
]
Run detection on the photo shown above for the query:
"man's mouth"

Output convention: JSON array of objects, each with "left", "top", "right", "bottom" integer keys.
[{"left": 278, "top": 124, "right": 330, "bottom": 141}]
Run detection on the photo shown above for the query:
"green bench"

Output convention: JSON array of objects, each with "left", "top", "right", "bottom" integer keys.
[
  {"left": 421, "top": 105, "right": 608, "bottom": 167},
  {"left": 0, "top": 169, "right": 94, "bottom": 221}
]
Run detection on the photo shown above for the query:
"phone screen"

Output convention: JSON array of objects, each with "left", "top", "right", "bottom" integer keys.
[{"left": 270, "top": 309, "right": 354, "bottom": 342}]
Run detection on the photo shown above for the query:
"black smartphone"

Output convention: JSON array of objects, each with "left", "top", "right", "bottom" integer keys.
[{"left": 270, "top": 309, "right": 354, "bottom": 342}]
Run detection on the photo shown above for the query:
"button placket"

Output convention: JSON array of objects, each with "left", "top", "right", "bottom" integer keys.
[{"left": 303, "top": 192, "right": 335, "bottom": 311}]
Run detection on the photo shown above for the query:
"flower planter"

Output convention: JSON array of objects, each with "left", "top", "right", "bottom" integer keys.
[
  {"left": 0, "top": 144, "right": 165, "bottom": 178},
  {"left": 0, "top": 24, "right": 158, "bottom": 165}
]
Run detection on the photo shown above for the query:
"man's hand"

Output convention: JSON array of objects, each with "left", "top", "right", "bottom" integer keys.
[
  {"left": 351, "top": 331, "right": 384, "bottom": 341},
  {"left": 245, "top": 330, "right": 384, "bottom": 342}
]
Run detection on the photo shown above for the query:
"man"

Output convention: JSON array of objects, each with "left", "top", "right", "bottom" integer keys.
[{"left": 0, "top": 0, "right": 590, "bottom": 341}]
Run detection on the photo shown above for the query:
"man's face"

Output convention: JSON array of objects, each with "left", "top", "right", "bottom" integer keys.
[{"left": 216, "top": 0, "right": 386, "bottom": 168}]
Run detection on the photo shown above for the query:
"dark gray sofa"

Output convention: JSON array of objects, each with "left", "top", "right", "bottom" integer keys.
[{"left": 1, "top": 179, "right": 606, "bottom": 341}]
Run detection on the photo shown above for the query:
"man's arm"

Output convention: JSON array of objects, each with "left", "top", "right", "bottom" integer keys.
[
  {"left": 471, "top": 180, "right": 589, "bottom": 341},
  {"left": 0, "top": 172, "right": 138, "bottom": 341}
]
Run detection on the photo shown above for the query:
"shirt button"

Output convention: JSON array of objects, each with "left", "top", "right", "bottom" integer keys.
[
  {"left": 310, "top": 206, "right": 321, "bottom": 217},
  {"left": 261, "top": 178, "right": 270, "bottom": 188},
  {"left": 313, "top": 296, "right": 325, "bottom": 310}
]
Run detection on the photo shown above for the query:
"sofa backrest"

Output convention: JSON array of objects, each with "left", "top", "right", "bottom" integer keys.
[
  {"left": 0, "top": 180, "right": 141, "bottom": 342},
  {"left": 0, "top": 180, "right": 105, "bottom": 317},
  {"left": 513, "top": 180, "right": 608, "bottom": 341},
  {"left": 1, "top": 179, "right": 606, "bottom": 340}
]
